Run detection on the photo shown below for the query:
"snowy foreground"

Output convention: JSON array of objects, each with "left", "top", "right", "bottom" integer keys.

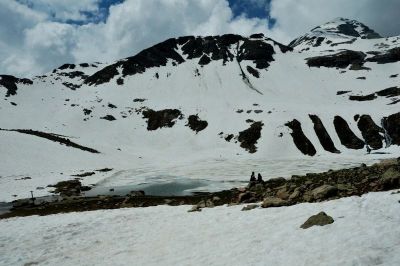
[{"left": 1, "top": 190, "right": 399, "bottom": 266}]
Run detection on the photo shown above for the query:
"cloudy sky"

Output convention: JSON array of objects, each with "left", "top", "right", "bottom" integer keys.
[{"left": 1, "top": 0, "right": 399, "bottom": 77}]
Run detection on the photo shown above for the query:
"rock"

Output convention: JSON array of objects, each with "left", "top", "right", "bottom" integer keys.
[
  {"left": 300, "top": 212, "right": 334, "bottom": 229},
  {"left": 241, "top": 204, "right": 258, "bottom": 211},
  {"left": 276, "top": 188, "right": 290, "bottom": 200},
  {"left": 289, "top": 188, "right": 301, "bottom": 200},
  {"left": 285, "top": 119, "right": 316, "bottom": 156},
  {"left": 212, "top": 196, "right": 221, "bottom": 203},
  {"left": 261, "top": 197, "right": 288, "bottom": 208},
  {"left": 381, "top": 167, "right": 400, "bottom": 189},
  {"left": 129, "top": 190, "right": 145, "bottom": 197},
  {"left": 205, "top": 199, "right": 215, "bottom": 208},
  {"left": 312, "top": 185, "right": 338, "bottom": 200},
  {"left": 238, "top": 192, "right": 254, "bottom": 203},
  {"left": 188, "top": 205, "right": 202, "bottom": 212}
]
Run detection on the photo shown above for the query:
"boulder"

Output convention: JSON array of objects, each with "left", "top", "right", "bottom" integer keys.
[
  {"left": 381, "top": 167, "right": 400, "bottom": 189},
  {"left": 300, "top": 212, "right": 334, "bottom": 229},
  {"left": 241, "top": 204, "right": 259, "bottom": 211},
  {"left": 311, "top": 185, "right": 338, "bottom": 200},
  {"left": 261, "top": 197, "right": 288, "bottom": 208}
]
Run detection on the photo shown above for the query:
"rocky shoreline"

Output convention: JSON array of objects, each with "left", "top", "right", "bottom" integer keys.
[{"left": 1, "top": 158, "right": 399, "bottom": 219}]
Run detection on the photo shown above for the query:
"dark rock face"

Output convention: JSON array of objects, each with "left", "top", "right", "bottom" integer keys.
[
  {"left": 366, "top": 47, "right": 400, "bottom": 64},
  {"left": 348, "top": 87, "right": 400, "bottom": 102},
  {"left": 285, "top": 119, "right": 316, "bottom": 156},
  {"left": 357, "top": 115, "right": 383, "bottom": 149},
  {"left": 349, "top": 93, "right": 377, "bottom": 101},
  {"left": 246, "top": 65, "right": 260, "bottom": 78},
  {"left": 0, "top": 75, "right": 33, "bottom": 97},
  {"left": 306, "top": 50, "right": 366, "bottom": 69},
  {"left": 333, "top": 116, "right": 364, "bottom": 149},
  {"left": 309, "top": 115, "right": 340, "bottom": 153},
  {"left": 58, "top": 64, "right": 76, "bottom": 70},
  {"left": 85, "top": 34, "right": 290, "bottom": 86},
  {"left": 238, "top": 121, "right": 263, "bottom": 153},
  {"left": 100, "top": 115, "right": 116, "bottom": 121},
  {"left": 383, "top": 112, "right": 400, "bottom": 145},
  {"left": 142, "top": 109, "right": 183, "bottom": 130},
  {"left": 186, "top": 115, "right": 208, "bottom": 133},
  {"left": 300, "top": 212, "right": 334, "bottom": 229},
  {"left": 0, "top": 128, "right": 100, "bottom": 153}
]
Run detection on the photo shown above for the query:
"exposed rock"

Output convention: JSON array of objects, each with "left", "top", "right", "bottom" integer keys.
[
  {"left": 285, "top": 119, "right": 316, "bottom": 156},
  {"left": 246, "top": 65, "right": 260, "bottom": 78},
  {"left": 186, "top": 115, "right": 208, "bottom": 133},
  {"left": 337, "top": 90, "right": 351, "bottom": 95},
  {"left": 376, "top": 87, "right": 400, "bottom": 98},
  {"left": 238, "top": 192, "right": 256, "bottom": 203},
  {"left": 311, "top": 185, "right": 338, "bottom": 200},
  {"left": 276, "top": 188, "right": 290, "bottom": 200},
  {"left": 261, "top": 197, "right": 288, "bottom": 208},
  {"left": 381, "top": 167, "right": 400, "bottom": 189},
  {"left": 366, "top": 47, "right": 400, "bottom": 64},
  {"left": 58, "top": 64, "right": 76, "bottom": 70},
  {"left": 357, "top": 115, "right": 383, "bottom": 149},
  {"left": 241, "top": 204, "right": 258, "bottom": 211},
  {"left": 0, "top": 75, "right": 33, "bottom": 97},
  {"left": 188, "top": 205, "right": 202, "bottom": 212},
  {"left": 309, "top": 114, "right": 340, "bottom": 153},
  {"left": 238, "top": 121, "right": 263, "bottom": 153},
  {"left": 142, "top": 108, "right": 183, "bottom": 130},
  {"left": 100, "top": 115, "right": 116, "bottom": 121},
  {"left": 382, "top": 112, "right": 400, "bottom": 145},
  {"left": 72, "top": 172, "right": 95, "bottom": 177},
  {"left": 333, "top": 116, "right": 364, "bottom": 149},
  {"left": 300, "top": 212, "right": 334, "bottom": 229},
  {"left": 306, "top": 50, "right": 366, "bottom": 69},
  {"left": 349, "top": 94, "right": 377, "bottom": 101}
]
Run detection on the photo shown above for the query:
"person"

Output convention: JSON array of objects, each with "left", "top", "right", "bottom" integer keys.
[
  {"left": 250, "top": 172, "right": 256, "bottom": 182},
  {"left": 257, "top": 173, "right": 263, "bottom": 183}
]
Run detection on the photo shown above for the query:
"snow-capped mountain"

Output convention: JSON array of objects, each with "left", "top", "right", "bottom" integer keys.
[{"left": 1, "top": 18, "right": 399, "bottom": 200}]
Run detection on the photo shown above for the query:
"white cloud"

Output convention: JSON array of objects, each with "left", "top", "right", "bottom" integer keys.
[
  {"left": 269, "top": 0, "right": 400, "bottom": 39},
  {"left": 0, "top": 0, "right": 271, "bottom": 77},
  {"left": 1, "top": 0, "right": 399, "bottom": 77}
]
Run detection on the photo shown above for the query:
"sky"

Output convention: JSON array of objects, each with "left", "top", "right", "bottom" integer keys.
[{"left": 1, "top": 0, "right": 399, "bottom": 77}]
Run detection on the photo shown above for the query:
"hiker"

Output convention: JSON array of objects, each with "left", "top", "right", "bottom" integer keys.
[
  {"left": 257, "top": 173, "right": 263, "bottom": 183},
  {"left": 250, "top": 172, "right": 256, "bottom": 182}
]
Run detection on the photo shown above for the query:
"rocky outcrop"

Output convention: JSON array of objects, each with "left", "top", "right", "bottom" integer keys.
[
  {"left": 85, "top": 34, "right": 290, "bottom": 86},
  {"left": 300, "top": 212, "right": 334, "bottom": 229},
  {"left": 285, "top": 119, "right": 316, "bottom": 156},
  {"left": 366, "top": 47, "right": 400, "bottom": 64},
  {"left": 357, "top": 115, "right": 383, "bottom": 149},
  {"left": 142, "top": 108, "right": 183, "bottom": 130},
  {"left": 306, "top": 50, "right": 366, "bottom": 69},
  {"left": 333, "top": 116, "right": 364, "bottom": 149},
  {"left": 186, "top": 115, "right": 208, "bottom": 133},
  {"left": 383, "top": 112, "right": 400, "bottom": 145},
  {"left": 0, "top": 75, "right": 33, "bottom": 97},
  {"left": 238, "top": 121, "right": 263, "bottom": 153},
  {"left": 309, "top": 115, "right": 340, "bottom": 153}
]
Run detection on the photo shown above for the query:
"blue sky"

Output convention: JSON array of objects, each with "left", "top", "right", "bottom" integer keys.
[{"left": 1, "top": 0, "right": 400, "bottom": 77}]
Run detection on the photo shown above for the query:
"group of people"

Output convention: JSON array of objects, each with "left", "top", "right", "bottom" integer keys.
[{"left": 249, "top": 171, "right": 263, "bottom": 183}]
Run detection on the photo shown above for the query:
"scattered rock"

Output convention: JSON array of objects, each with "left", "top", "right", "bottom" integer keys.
[
  {"left": 300, "top": 212, "right": 334, "bottom": 229},
  {"left": 241, "top": 204, "right": 258, "bottom": 211},
  {"left": 311, "top": 185, "right": 338, "bottom": 200},
  {"left": 381, "top": 167, "right": 400, "bottom": 189},
  {"left": 261, "top": 197, "right": 288, "bottom": 208},
  {"left": 100, "top": 115, "right": 116, "bottom": 121}
]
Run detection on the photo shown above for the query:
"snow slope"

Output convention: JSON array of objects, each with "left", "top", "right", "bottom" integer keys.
[
  {"left": 1, "top": 190, "right": 399, "bottom": 266},
  {"left": 0, "top": 18, "right": 400, "bottom": 201}
]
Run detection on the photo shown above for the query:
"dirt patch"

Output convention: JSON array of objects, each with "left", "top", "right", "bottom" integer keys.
[
  {"left": 309, "top": 115, "right": 340, "bottom": 153},
  {"left": 0, "top": 128, "right": 100, "bottom": 153},
  {"left": 142, "top": 108, "right": 183, "bottom": 130},
  {"left": 285, "top": 119, "right": 316, "bottom": 156},
  {"left": 333, "top": 116, "right": 364, "bottom": 149},
  {"left": 238, "top": 121, "right": 263, "bottom": 153},
  {"left": 186, "top": 115, "right": 208, "bottom": 133}
]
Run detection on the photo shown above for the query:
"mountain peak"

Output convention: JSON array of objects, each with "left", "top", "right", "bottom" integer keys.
[
  {"left": 289, "top": 18, "right": 382, "bottom": 49},
  {"left": 311, "top": 18, "right": 381, "bottom": 39}
]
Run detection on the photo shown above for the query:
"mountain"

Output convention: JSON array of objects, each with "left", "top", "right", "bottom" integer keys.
[{"left": 1, "top": 18, "right": 400, "bottom": 201}]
